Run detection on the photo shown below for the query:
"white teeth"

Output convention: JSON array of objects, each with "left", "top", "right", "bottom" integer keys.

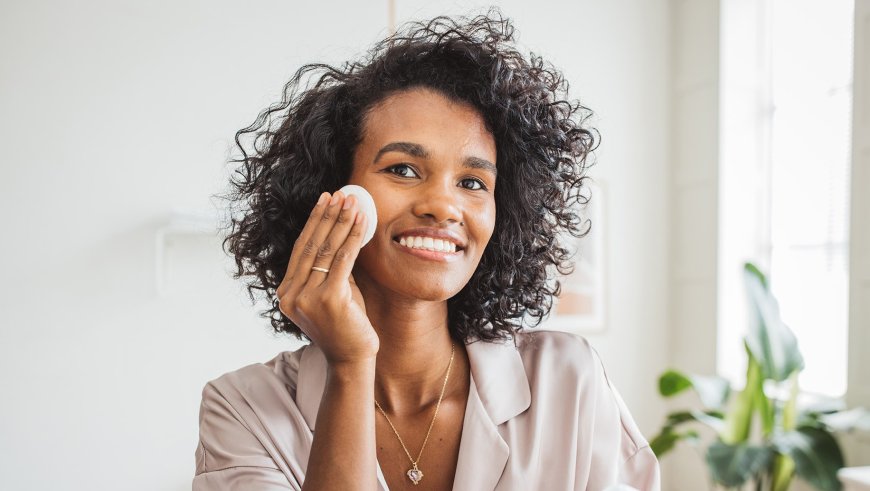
[{"left": 398, "top": 236, "right": 459, "bottom": 253}]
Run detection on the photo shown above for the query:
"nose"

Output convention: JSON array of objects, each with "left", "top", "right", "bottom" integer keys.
[{"left": 411, "top": 178, "right": 463, "bottom": 225}]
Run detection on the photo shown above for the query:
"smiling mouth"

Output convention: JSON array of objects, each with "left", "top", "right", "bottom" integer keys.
[
  {"left": 391, "top": 237, "right": 466, "bottom": 253},
  {"left": 390, "top": 239, "right": 465, "bottom": 263}
]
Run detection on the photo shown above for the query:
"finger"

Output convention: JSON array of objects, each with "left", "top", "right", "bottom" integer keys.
[
  {"left": 306, "top": 193, "right": 360, "bottom": 287},
  {"left": 292, "top": 190, "right": 345, "bottom": 284},
  {"left": 278, "top": 191, "right": 330, "bottom": 296},
  {"left": 282, "top": 190, "right": 342, "bottom": 297},
  {"left": 323, "top": 208, "right": 366, "bottom": 289},
  {"left": 286, "top": 192, "right": 331, "bottom": 275}
]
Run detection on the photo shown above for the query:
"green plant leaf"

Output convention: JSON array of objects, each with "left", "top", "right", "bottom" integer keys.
[
  {"left": 772, "top": 427, "right": 845, "bottom": 491},
  {"left": 796, "top": 396, "right": 851, "bottom": 429},
  {"left": 649, "top": 427, "right": 700, "bottom": 457},
  {"left": 664, "top": 409, "right": 726, "bottom": 433},
  {"left": 705, "top": 440, "right": 774, "bottom": 488},
  {"left": 819, "top": 407, "right": 870, "bottom": 432},
  {"left": 691, "top": 374, "right": 732, "bottom": 410},
  {"left": 722, "top": 344, "right": 762, "bottom": 444},
  {"left": 771, "top": 453, "right": 796, "bottom": 491},
  {"left": 743, "top": 262, "right": 805, "bottom": 382},
  {"left": 650, "top": 429, "right": 680, "bottom": 457},
  {"left": 755, "top": 362, "right": 775, "bottom": 438},
  {"left": 659, "top": 370, "right": 693, "bottom": 397},
  {"left": 799, "top": 395, "right": 847, "bottom": 415},
  {"left": 658, "top": 370, "right": 731, "bottom": 410},
  {"left": 690, "top": 409, "right": 726, "bottom": 433},
  {"left": 781, "top": 372, "right": 800, "bottom": 431}
]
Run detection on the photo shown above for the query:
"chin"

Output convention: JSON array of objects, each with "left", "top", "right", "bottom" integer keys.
[
  {"left": 399, "top": 279, "right": 463, "bottom": 302},
  {"left": 354, "top": 253, "right": 472, "bottom": 301}
]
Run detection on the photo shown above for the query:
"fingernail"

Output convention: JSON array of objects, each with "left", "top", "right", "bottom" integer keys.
[
  {"left": 317, "top": 192, "right": 328, "bottom": 205},
  {"left": 342, "top": 194, "right": 355, "bottom": 210},
  {"left": 330, "top": 192, "right": 341, "bottom": 206}
]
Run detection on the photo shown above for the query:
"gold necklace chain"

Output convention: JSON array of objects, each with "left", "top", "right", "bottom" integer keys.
[{"left": 374, "top": 342, "right": 456, "bottom": 486}]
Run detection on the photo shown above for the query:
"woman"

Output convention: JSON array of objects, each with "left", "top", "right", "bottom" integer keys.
[{"left": 194, "top": 10, "right": 660, "bottom": 491}]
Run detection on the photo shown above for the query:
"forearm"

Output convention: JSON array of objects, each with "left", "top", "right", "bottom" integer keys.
[{"left": 302, "top": 360, "right": 378, "bottom": 491}]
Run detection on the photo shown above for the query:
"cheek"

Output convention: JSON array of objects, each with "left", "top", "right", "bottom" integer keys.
[
  {"left": 372, "top": 203, "right": 397, "bottom": 241},
  {"left": 355, "top": 243, "right": 377, "bottom": 269},
  {"left": 479, "top": 202, "right": 497, "bottom": 241}
]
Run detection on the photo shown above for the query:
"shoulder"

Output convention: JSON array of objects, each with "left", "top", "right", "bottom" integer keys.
[
  {"left": 513, "top": 328, "right": 595, "bottom": 355},
  {"left": 203, "top": 344, "right": 308, "bottom": 400},
  {"left": 511, "top": 329, "right": 650, "bottom": 454},
  {"left": 196, "top": 345, "right": 312, "bottom": 444},
  {"left": 195, "top": 345, "right": 313, "bottom": 477},
  {"left": 512, "top": 329, "right": 603, "bottom": 381}
]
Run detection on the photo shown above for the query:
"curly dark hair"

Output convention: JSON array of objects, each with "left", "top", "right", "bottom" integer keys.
[{"left": 218, "top": 7, "right": 598, "bottom": 344}]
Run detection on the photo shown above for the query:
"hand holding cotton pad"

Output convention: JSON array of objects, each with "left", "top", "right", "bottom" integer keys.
[{"left": 338, "top": 184, "right": 378, "bottom": 247}]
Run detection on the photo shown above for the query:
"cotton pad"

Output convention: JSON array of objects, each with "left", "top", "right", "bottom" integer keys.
[{"left": 338, "top": 184, "right": 378, "bottom": 247}]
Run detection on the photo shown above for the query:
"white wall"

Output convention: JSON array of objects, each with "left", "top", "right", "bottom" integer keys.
[
  {"left": 666, "top": 0, "right": 721, "bottom": 488},
  {"left": 0, "top": 1, "right": 672, "bottom": 489}
]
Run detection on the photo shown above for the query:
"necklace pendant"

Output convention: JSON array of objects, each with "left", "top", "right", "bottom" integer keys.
[{"left": 406, "top": 465, "right": 424, "bottom": 485}]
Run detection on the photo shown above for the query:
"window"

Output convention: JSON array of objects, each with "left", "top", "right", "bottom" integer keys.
[{"left": 718, "top": 0, "right": 854, "bottom": 397}]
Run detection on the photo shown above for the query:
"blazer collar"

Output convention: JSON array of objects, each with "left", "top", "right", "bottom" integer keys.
[
  {"left": 463, "top": 337, "right": 532, "bottom": 424},
  {"left": 295, "top": 336, "right": 531, "bottom": 430}
]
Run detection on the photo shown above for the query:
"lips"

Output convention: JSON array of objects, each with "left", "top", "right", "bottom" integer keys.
[{"left": 391, "top": 237, "right": 464, "bottom": 263}]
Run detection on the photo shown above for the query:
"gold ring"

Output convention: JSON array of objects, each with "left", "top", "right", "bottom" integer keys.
[{"left": 311, "top": 266, "right": 330, "bottom": 273}]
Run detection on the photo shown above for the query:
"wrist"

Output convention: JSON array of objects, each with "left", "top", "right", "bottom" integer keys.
[{"left": 327, "top": 358, "right": 377, "bottom": 384}]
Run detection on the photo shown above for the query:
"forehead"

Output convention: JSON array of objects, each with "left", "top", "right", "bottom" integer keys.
[{"left": 358, "top": 87, "right": 496, "bottom": 159}]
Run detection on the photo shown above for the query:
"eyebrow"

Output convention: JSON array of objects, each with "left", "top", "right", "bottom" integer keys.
[{"left": 372, "top": 141, "right": 497, "bottom": 178}]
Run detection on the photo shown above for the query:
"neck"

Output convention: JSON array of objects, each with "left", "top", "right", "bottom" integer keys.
[{"left": 357, "top": 282, "right": 468, "bottom": 416}]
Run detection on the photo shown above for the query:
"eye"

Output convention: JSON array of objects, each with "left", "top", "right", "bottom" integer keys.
[
  {"left": 460, "top": 177, "right": 488, "bottom": 191},
  {"left": 384, "top": 163, "right": 419, "bottom": 178}
]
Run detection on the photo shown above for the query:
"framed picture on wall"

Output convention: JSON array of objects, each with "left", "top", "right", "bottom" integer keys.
[{"left": 544, "top": 178, "right": 606, "bottom": 334}]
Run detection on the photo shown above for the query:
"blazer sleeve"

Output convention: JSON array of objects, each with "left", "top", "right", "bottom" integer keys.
[
  {"left": 618, "top": 445, "right": 661, "bottom": 491},
  {"left": 585, "top": 343, "right": 661, "bottom": 491},
  {"left": 607, "top": 375, "right": 662, "bottom": 491},
  {"left": 192, "top": 382, "right": 297, "bottom": 491}
]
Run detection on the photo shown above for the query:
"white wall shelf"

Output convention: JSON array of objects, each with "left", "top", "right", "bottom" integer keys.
[{"left": 155, "top": 209, "right": 223, "bottom": 296}]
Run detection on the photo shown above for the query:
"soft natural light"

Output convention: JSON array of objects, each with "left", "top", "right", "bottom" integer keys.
[{"left": 718, "top": 0, "right": 853, "bottom": 397}]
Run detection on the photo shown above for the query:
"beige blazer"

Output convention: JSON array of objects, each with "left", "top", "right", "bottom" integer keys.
[{"left": 192, "top": 330, "right": 661, "bottom": 490}]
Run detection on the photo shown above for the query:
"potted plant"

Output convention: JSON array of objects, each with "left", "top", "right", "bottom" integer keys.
[{"left": 651, "top": 262, "right": 870, "bottom": 490}]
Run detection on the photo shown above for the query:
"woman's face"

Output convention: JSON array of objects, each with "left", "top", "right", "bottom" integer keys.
[{"left": 348, "top": 87, "right": 497, "bottom": 302}]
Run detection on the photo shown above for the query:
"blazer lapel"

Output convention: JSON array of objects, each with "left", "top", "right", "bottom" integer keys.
[
  {"left": 450, "top": 374, "right": 509, "bottom": 490},
  {"left": 451, "top": 337, "right": 531, "bottom": 490}
]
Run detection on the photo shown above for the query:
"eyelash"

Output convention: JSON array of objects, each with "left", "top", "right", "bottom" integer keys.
[{"left": 384, "top": 163, "right": 489, "bottom": 191}]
